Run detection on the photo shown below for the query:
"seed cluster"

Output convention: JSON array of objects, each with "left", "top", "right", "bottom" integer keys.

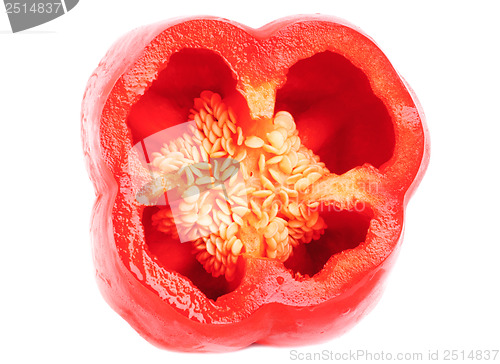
[{"left": 149, "top": 91, "right": 329, "bottom": 280}]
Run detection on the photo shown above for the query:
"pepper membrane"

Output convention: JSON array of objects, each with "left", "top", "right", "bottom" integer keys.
[{"left": 82, "top": 15, "right": 429, "bottom": 352}]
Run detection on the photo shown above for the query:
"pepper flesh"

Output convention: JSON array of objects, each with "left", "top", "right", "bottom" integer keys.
[{"left": 82, "top": 15, "right": 429, "bottom": 352}]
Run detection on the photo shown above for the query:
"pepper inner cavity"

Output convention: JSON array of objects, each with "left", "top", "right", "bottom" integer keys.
[{"left": 148, "top": 91, "right": 329, "bottom": 280}]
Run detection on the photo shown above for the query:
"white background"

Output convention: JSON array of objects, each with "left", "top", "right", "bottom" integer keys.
[{"left": 1, "top": 1, "right": 499, "bottom": 363}]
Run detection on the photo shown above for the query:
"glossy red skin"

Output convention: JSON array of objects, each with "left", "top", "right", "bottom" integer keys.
[{"left": 81, "top": 15, "right": 429, "bottom": 352}]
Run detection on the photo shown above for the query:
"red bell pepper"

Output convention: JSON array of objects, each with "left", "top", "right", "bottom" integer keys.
[{"left": 82, "top": 15, "right": 429, "bottom": 352}]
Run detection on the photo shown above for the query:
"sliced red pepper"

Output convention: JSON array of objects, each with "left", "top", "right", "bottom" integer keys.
[{"left": 82, "top": 15, "right": 429, "bottom": 352}]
